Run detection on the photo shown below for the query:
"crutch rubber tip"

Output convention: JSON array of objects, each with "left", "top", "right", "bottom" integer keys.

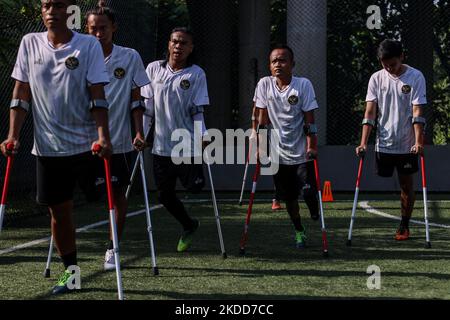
[
  {"left": 222, "top": 252, "right": 228, "bottom": 259},
  {"left": 425, "top": 242, "right": 431, "bottom": 249},
  {"left": 346, "top": 240, "right": 352, "bottom": 247},
  {"left": 323, "top": 251, "right": 329, "bottom": 258},
  {"left": 239, "top": 201, "right": 243, "bottom": 206},
  {"left": 153, "top": 267, "right": 159, "bottom": 276},
  {"left": 239, "top": 248, "right": 245, "bottom": 256},
  {"left": 44, "top": 269, "right": 51, "bottom": 278}
]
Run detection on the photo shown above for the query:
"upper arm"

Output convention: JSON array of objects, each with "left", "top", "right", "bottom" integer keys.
[
  {"left": 12, "top": 80, "right": 32, "bottom": 101},
  {"left": 365, "top": 101, "right": 377, "bottom": 118},
  {"left": 131, "top": 87, "right": 142, "bottom": 102},
  {"left": 413, "top": 104, "right": 424, "bottom": 117},
  {"left": 303, "top": 110, "right": 316, "bottom": 124},
  {"left": 88, "top": 84, "right": 106, "bottom": 100}
]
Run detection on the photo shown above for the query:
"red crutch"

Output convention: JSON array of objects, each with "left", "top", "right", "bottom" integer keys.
[
  {"left": 239, "top": 158, "right": 261, "bottom": 255},
  {"left": 0, "top": 143, "right": 15, "bottom": 233},
  {"left": 93, "top": 144, "right": 124, "bottom": 300}
]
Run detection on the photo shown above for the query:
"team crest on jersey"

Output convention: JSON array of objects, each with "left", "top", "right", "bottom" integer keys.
[
  {"left": 114, "top": 68, "right": 126, "bottom": 79},
  {"left": 402, "top": 85, "right": 412, "bottom": 94},
  {"left": 65, "top": 57, "right": 79, "bottom": 70},
  {"left": 180, "top": 79, "right": 191, "bottom": 90},
  {"left": 288, "top": 95, "right": 299, "bottom": 105}
]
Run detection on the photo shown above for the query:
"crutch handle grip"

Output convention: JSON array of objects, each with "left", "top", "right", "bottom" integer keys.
[
  {"left": 92, "top": 144, "right": 102, "bottom": 153},
  {"left": 6, "top": 143, "right": 14, "bottom": 152}
]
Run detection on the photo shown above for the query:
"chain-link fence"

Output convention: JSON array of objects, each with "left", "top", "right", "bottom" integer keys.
[
  {"left": 326, "top": 0, "right": 449, "bottom": 146},
  {"left": 0, "top": 0, "right": 157, "bottom": 225},
  {"left": 0, "top": 0, "right": 449, "bottom": 223}
]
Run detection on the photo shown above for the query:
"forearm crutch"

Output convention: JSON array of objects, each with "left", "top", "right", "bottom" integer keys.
[
  {"left": 138, "top": 152, "right": 159, "bottom": 273},
  {"left": 125, "top": 124, "right": 153, "bottom": 200},
  {"left": 0, "top": 143, "right": 15, "bottom": 233},
  {"left": 420, "top": 155, "right": 431, "bottom": 249},
  {"left": 125, "top": 154, "right": 140, "bottom": 200},
  {"left": 313, "top": 159, "right": 329, "bottom": 257},
  {"left": 239, "top": 157, "right": 261, "bottom": 255},
  {"left": 346, "top": 155, "right": 365, "bottom": 247},
  {"left": 238, "top": 125, "right": 260, "bottom": 206},
  {"left": 94, "top": 144, "right": 124, "bottom": 300},
  {"left": 205, "top": 153, "right": 227, "bottom": 259}
]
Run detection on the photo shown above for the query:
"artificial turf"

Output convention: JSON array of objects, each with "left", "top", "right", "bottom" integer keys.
[{"left": 1, "top": 193, "right": 449, "bottom": 300}]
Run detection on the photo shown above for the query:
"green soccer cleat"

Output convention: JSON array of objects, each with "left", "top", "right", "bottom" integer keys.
[
  {"left": 295, "top": 229, "right": 307, "bottom": 249},
  {"left": 52, "top": 270, "right": 74, "bottom": 295},
  {"left": 177, "top": 220, "right": 200, "bottom": 252}
]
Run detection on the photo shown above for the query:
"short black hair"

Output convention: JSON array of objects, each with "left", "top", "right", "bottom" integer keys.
[
  {"left": 377, "top": 40, "right": 403, "bottom": 60},
  {"left": 170, "top": 27, "right": 194, "bottom": 43},
  {"left": 86, "top": 1, "right": 116, "bottom": 25},
  {"left": 162, "top": 27, "right": 196, "bottom": 68},
  {"left": 270, "top": 44, "right": 295, "bottom": 62}
]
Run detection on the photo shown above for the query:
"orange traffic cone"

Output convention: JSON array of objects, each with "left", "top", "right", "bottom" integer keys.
[{"left": 322, "top": 181, "right": 334, "bottom": 202}]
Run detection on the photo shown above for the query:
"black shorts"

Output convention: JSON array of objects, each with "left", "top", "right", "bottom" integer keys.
[
  {"left": 94, "top": 152, "right": 133, "bottom": 190},
  {"left": 375, "top": 152, "right": 419, "bottom": 177},
  {"left": 153, "top": 155, "right": 205, "bottom": 194},
  {"left": 36, "top": 152, "right": 98, "bottom": 206},
  {"left": 273, "top": 161, "right": 317, "bottom": 201}
]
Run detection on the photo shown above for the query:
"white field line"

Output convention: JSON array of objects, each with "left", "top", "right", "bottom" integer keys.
[
  {"left": 358, "top": 201, "right": 450, "bottom": 229},
  {"left": 1, "top": 198, "right": 449, "bottom": 256},
  {"left": 0, "top": 205, "right": 163, "bottom": 256}
]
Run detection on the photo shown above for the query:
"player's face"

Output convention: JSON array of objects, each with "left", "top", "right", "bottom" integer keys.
[
  {"left": 168, "top": 32, "right": 193, "bottom": 65},
  {"left": 87, "top": 14, "right": 116, "bottom": 47},
  {"left": 269, "top": 49, "right": 294, "bottom": 78},
  {"left": 41, "top": 0, "right": 71, "bottom": 30},
  {"left": 380, "top": 56, "right": 404, "bottom": 76}
]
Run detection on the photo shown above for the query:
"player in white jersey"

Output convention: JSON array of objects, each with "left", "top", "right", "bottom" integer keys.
[
  {"left": 86, "top": 2, "right": 150, "bottom": 271},
  {"left": 254, "top": 45, "right": 320, "bottom": 249},
  {"left": 356, "top": 40, "right": 427, "bottom": 241},
  {"left": 0, "top": 0, "right": 111, "bottom": 295},
  {"left": 141, "top": 28, "right": 210, "bottom": 253}
]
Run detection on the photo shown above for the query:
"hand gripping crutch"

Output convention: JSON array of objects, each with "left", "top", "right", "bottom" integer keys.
[
  {"left": 205, "top": 153, "right": 227, "bottom": 259},
  {"left": 125, "top": 124, "right": 153, "bottom": 200},
  {"left": 0, "top": 143, "right": 15, "bottom": 233},
  {"left": 313, "top": 159, "right": 329, "bottom": 257},
  {"left": 346, "top": 154, "right": 365, "bottom": 247},
  {"left": 420, "top": 155, "right": 431, "bottom": 249},
  {"left": 138, "top": 151, "right": 159, "bottom": 273},
  {"left": 239, "top": 157, "right": 261, "bottom": 255},
  {"left": 238, "top": 125, "right": 260, "bottom": 206},
  {"left": 94, "top": 144, "right": 124, "bottom": 300}
]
